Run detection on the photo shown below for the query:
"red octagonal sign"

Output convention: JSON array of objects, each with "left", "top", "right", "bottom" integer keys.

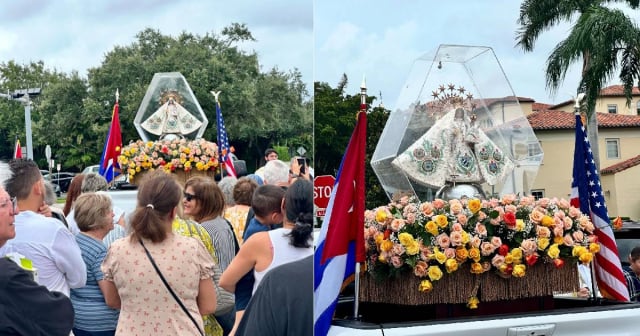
[{"left": 313, "top": 175, "right": 336, "bottom": 209}]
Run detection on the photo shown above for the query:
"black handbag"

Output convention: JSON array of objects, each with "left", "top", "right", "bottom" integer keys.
[{"left": 139, "top": 239, "right": 204, "bottom": 336}]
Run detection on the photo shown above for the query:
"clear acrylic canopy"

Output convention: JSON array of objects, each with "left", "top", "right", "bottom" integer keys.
[
  {"left": 371, "top": 45, "right": 543, "bottom": 201},
  {"left": 134, "top": 72, "right": 208, "bottom": 142}
]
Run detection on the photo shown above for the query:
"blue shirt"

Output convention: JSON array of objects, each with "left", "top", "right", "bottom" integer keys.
[
  {"left": 70, "top": 233, "right": 119, "bottom": 331},
  {"left": 242, "top": 217, "right": 271, "bottom": 242},
  {"left": 623, "top": 265, "right": 640, "bottom": 302}
]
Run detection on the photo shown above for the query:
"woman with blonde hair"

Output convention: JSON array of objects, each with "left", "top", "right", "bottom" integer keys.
[
  {"left": 101, "top": 171, "right": 217, "bottom": 335},
  {"left": 223, "top": 177, "right": 258, "bottom": 244}
]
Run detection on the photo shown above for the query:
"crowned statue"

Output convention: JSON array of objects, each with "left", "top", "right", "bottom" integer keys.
[
  {"left": 140, "top": 90, "right": 203, "bottom": 140},
  {"left": 391, "top": 84, "right": 515, "bottom": 199}
]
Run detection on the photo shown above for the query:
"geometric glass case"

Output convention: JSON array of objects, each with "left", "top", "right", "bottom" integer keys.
[
  {"left": 371, "top": 45, "right": 543, "bottom": 202},
  {"left": 134, "top": 72, "right": 208, "bottom": 142}
]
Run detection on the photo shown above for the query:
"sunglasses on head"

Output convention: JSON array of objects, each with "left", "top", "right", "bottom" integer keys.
[{"left": 183, "top": 192, "right": 197, "bottom": 202}]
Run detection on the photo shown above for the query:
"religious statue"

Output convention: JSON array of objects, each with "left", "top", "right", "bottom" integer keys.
[
  {"left": 391, "top": 88, "right": 514, "bottom": 197},
  {"left": 140, "top": 90, "right": 203, "bottom": 140}
]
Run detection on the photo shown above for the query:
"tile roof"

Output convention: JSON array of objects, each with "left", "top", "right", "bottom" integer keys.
[
  {"left": 526, "top": 110, "right": 640, "bottom": 130},
  {"left": 601, "top": 155, "right": 640, "bottom": 175},
  {"left": 599, "top": 85, "right": 640, "bottom": 96},
  {"left": 532, "top": 102, "right": 553, "bottom": 112}
]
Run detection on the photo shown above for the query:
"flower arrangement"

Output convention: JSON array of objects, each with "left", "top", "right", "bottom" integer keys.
[
  {"left": 118, "top": 138, "right": 220, "bottom": 181},
  {"left": 364, "top": 194, "right": 600, "bottom": 308}
]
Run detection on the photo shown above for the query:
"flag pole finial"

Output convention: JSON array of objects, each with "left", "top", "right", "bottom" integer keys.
[
  {"left": 210, "top": 90, "right": 222, "bottom": 104},
  {"left": 115, "top": 89, "right": 119, "bottom": 103}
]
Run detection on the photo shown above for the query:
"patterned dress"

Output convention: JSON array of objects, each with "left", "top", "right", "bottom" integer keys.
[
  {"left": 224, "top": 206, "right": 250, "bottom": 245},
  {"left": 101, "top": 232, "right": 216, "bottom": 336}
]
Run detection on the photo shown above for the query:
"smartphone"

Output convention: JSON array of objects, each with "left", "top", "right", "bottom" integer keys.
[{"left": 297, "top": 157, "right": 306, "bottom": 175}]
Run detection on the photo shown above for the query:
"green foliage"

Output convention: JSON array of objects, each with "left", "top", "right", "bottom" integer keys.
[
  {"left": 313, "top": 76, "right": 390, "bottom": 209},
  {"left": 0, "top": 25, "right": 310, "bottom": 173}
]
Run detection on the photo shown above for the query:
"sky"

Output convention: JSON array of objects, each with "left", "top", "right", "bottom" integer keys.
[
  {"left": 0, "top": 0, "right": 313, "bottom": 93},
  {"left": 315, "top": 0, "right": 640, "bottom": 110}
]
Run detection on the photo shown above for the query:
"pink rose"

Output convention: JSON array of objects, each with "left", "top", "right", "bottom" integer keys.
[
  {"left": 403, "top": 204, "right": 417, "bottom": 217},
  {"left": 536, "top": 225, "right": 551, "bottom": 238},
  {"left": 518, "top": 196, "right": 535, "bottom": 207},
  {"left": 520, "top": 239, "right": 538, "bottom": 256},
  {"left": 444, "top": 248, "right": 456, "bottom": 259},
  {"left": 491, "top": 254, "right": 506, "bottom": 268},
  {"left": 553, "top": 225, "right": 564, "bottom": 238},
  {"left": 477, "top": 211, "right": 487, "bottom": 221},
  {"left": 392, "top": 244, "right": 406, "bottom": 256},
  {"left": 529, "top": 209, "right": 544, "bottom": 223},
  {"left": 557, "top": 198, "right": 571, "bottom": 209},
  {"left": 481, "top": 242, "right": 495, "bottom": 256},
  {"left": 563, "top": 217, "right": 573, "bottom": 230},
  {"left": 501, "top": 194, "right": 517, "bottom": 205},
  {"left": 414, "top": 261, "right": 428, "bottom": 277},
  {"left": 436, "top": 233, "right": 451, "bottom": 249},
  {"left": 391, "top": 255, "right": 403, "bottom": 268},
  {"left": 563, "top": 234, "right": 575, "bottom": 246},
  {"left": 432, "top": 199, "right": 446, "bottom": 209},
  {"left": 475, "top": 224, "right": 487, "bottom": 237},
  {"left": 469, "top": 236, "right": 482, "bottom": 248},
  {"left": 399, "top": 196, "right": 409, "bottom": 206},
  {"left": 572, "top": 230, "right": 584, "bottom": 242},
  {"left": 450, "top": 231, "right": 463, "bottom": 246},
  {"left": 554, "top": 210, "right": 565, "bottom": 220},
  {"left": 538, "top": 197, "right": 551, "bottom": 208},
  {"left": 364, "top": 210, "right": 376, "bottom": 222},
  {"left": 490, "top": 236, "right": 502, "bottom": 248},
  {"left": 390, "top": 218, "right": 405, "bottom": 232},
  {"left": 451, "top": 223, "right": 463, "bottom": 232},
  {"left": 457, "top": 214, "right": 468, "bottom": 225},
  {"left": 450, "top": 201, "right": 463, "bottom": 215},
  {"left": 405, "top": 213, "right": 416, "bottom": 224},
  {"left": 420, "top": 202, "right": 434, "bottom": 216},
  {"left": 505, "top": 204, "right": 517, "bottom": 214},
  {"left": 568, "top": 207, "right": 581, "bottom": 218}
]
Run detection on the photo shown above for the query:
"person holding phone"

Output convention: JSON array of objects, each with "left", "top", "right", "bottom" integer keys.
[{"left": 289, "top": 157, "right": 310, "bottom": 183}]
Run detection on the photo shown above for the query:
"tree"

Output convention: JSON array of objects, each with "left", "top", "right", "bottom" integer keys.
[
  {"left": 314, "top": 76, "right": 390, "bottom": 208},
  {"left": 516, "top": 0, "right": 640, "bottom": 168}
]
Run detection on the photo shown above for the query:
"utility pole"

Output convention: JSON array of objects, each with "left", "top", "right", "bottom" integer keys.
[{"left": 0, "top": 88, "right": 42, "bottom": 159}]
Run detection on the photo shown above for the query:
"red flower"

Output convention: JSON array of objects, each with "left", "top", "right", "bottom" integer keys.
[
  {"left": 498, "top": 244, "right": 509, "bottom": 256},
  {"left": 503, "top": 212, "right": 516, "bottom": 228},
  {"left": 161, "top": 145, "right": 169, "bottom": 154},
  {"left": 553, "top": 258, "right": 565, "bottom": 269},
  {"left": 525, "top": 254, "right": 538, "bottom": 266},
  {"left": 503, "top": 264, "right": 513, "bottom": 275},
  {"left": 384, "top": 229, "right": 391, "bottom": 240}
]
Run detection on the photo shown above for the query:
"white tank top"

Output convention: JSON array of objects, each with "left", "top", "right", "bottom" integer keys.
[{"left": 253, "top": 228, "right": 313, "bottom": 293}]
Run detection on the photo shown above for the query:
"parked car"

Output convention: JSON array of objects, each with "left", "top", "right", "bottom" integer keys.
[
  {"left": 614, "top": 220, "right": 640, "bottom": 266},
  {"left": 82, "top": 165, "right": 100, "bottom": 174},
  {"left": 47, "top": 172, "right": 76, "bottom": 193}
]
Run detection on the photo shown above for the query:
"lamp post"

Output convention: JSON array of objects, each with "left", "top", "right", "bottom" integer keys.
[{"left": 0, "top": 88, "right": 41, "bottom": 160}]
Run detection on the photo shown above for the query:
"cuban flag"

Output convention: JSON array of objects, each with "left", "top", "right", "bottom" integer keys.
[
  {"left": 216, "top": 102, "right": 236, "bottom": 177},
  {"left": 570, "top": 113, "right": 629, "bottom": 301},
  {"left": 99, "top": 98, "right": 122, "bottom": 183},
  {"left": 314, "top": 111, "right": 367, "bottom": 336},
  {"left": 13, "top": 138, "right": 22, "bottom": 159}
]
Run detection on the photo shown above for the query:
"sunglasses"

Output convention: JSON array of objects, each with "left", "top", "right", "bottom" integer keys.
[
  {"left": 1, "top": 197, "right": 17, "bottom": 214},
  {"left": 183, "top": 192, "right": 197, "bottom": 202}
]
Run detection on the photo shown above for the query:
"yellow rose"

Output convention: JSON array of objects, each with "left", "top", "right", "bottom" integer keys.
[
  {"left": 467, "top": 296, "right": 479, "bottom": 309},
  {"left": 579, "top": 252, "right": 593, "bottom": 264},
  {"left": 468, "top": 199, "right": 481, "bottom": 213},
  {"left": 406, "top": 242, "right": 420, "bottom": 256},
  {"left": 538, "top": 237, "right": 550, "bottom": 250},
  {"left": 510, "top": 248, "right": 523, "bottom": 261},
  {"left": 504, "top": 254, "right": 514, "bottom": 264},
  {"left": 375, "top": 209, "right": 388, "bottom": 223},
  {"left": 553, "top": 236, "right": 564, "bottom": 245},
  {"left": 455, "top": 247, "right": 469, "bottom": 263},
  {"left": 515, "top": 219, "right": 525, "bottom": 231},
  {"left": 460, "top": 231, "right": 470, "bottom": 244},
  {"left": 435, "top": 214, "right": 448, "bottom": 228},
  {"left": 425, "top": 221, "right": 439, "bottom": 235},
  {"left": 541, "top": 215, "right": 555, "bottom": 227},
  {"left": 378, "top": 254, "right": 387, "bottom": 263},
  {"left": 547, "top": 244, "right": 560, "bottom": 259},
  {"left": 398, "top": 232, "right": 414, "bottom": 246},
  {"left": 419, "top": 280, "right": 433, "bottom": 293},
  {"left": 434, "top": 249, "right": 447, "bottom": 264},
  {"left": 468, "top": 247, "right": 481, "bottom": 262},
  {"left": 470, "top": 262, "right": 484, "bottom": 274},
  {"left": 135, "top": 166, "right": 141, "bottom": 172},
  {"left": 589, "top": 242, "right": 600, "bottom": 253},
  {"left": 427, "top": 266, "right": 443, "bottom": 281},
  {"left": 445, "top": 258, "right": 459, "bottom": 273},
  {"left": 380, "top": 240, "right": 393, "bottom": 252},
  {"left": 512, "top": 264, "right": 526, "bottom": 278},
  {"left": 374, "top": 233, "right": 384, "bottom": 246},
  {"left": 572, "top": 245, "right": 587, "bottom": 258}
]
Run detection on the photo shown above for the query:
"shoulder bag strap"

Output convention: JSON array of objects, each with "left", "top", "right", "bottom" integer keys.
[{"left": 139, "top": 239, "right": 204, "bottom": 336}]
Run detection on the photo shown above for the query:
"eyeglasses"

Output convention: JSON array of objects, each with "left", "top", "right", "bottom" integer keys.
[
  {"left": 183, "top": 192, "right": 197, "bottom": 202},
  {"left": 1, "top": 197, "right": 17, "bottom": 214}
]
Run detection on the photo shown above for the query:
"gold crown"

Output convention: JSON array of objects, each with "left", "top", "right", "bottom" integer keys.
[
  {"left": 159, "top": 89, "right": 184, "bottom": 106},
  {"left": 417, "top": 83, "right": 476, "bottom": 119}
]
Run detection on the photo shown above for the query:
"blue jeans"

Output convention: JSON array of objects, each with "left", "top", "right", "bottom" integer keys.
[{"left": 72, "top": 328, "right": 116, "bottom": 336}]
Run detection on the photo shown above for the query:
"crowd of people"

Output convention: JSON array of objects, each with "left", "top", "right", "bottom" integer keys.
[{"left": 0, "top": 148, "right": 313, "bottom": 336}]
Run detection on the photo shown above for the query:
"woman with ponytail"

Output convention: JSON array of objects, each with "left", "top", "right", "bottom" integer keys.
[
  {"left": 220, "top": 179, "right": 313, "bottom": 294},
  {"left": 101, "top": 171, "right": 217, "bottom": 336}
]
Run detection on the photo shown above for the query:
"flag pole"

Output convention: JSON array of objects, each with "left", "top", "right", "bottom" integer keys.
[
  {"left": 112, "top": 89, "right": 119, "bottom": 185},
  {"left": 352, "top": 76, "right": 367, "bottom": 321},
  {"left": 211, "top": 90, "right": 224, "bottom": 179}
]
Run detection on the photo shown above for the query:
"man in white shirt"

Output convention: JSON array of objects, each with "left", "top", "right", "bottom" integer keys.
[{"left": 0, "top": 159, "right": 86, "bottom": 296}]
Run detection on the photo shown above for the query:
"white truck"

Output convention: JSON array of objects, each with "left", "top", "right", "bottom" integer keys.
[{"left": 328, "top": 222, "right": 640, "bottom": 336}]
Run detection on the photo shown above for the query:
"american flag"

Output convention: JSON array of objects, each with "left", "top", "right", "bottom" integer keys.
[
  {"left": 570, "top": 113, "right": 629, "bottom": 301},
  {"left": 216, "top": 102, "right": 236, "bottom": 177}
]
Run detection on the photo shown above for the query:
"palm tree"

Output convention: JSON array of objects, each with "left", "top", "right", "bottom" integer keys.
[{"left": 516, "top": 0, "right": 640, "bottom": 168}]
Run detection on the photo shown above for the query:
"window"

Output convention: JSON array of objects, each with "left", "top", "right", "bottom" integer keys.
[
  {"left": 607, "top": 104, "right": 617, "bottom": 114},
  {"left": 527, "top": 142, "right": 542, "bottom": 157},
  {"left": 531, "top": 190, "right": 544, "bottom": 200},
  {"left": 606, "top": 139, "right": 620, "bottom": 159},
  {"left": 636, "top": 100, "right": 640, "bottom": 115}
]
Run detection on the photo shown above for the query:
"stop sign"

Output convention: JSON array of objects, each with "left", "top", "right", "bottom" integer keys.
[{"left": 314, "top": 175, "right": 336, "bottom": 209}]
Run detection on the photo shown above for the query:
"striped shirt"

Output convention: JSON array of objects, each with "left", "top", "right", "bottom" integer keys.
[
  {"left": 200, "top": 217, "right": 236, "bottom": 271},
  {"left": 623, "top": 266, "right": 640, "bottom": 302},
  {"left": 70, "top": 233, "right": 119, "bottom": 332}
]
